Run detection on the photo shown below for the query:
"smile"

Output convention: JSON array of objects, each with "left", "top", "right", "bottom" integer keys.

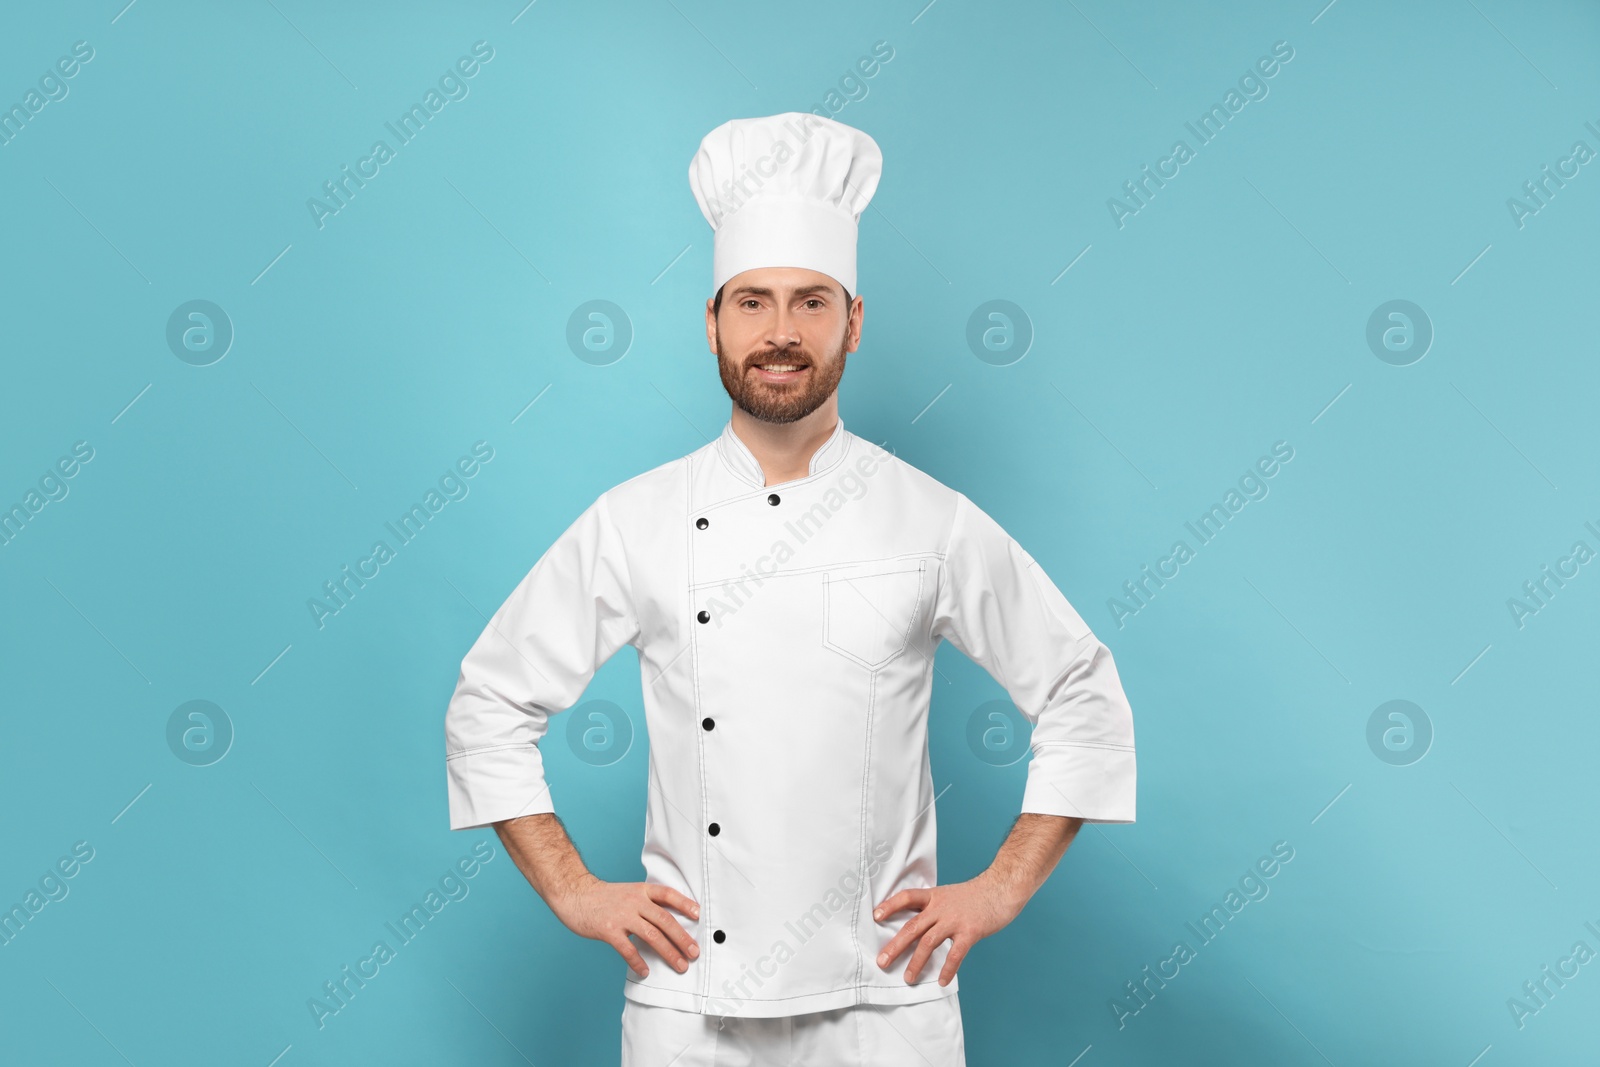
[{"left": 752, "top": 363, "right": 808, "bottom": 382}]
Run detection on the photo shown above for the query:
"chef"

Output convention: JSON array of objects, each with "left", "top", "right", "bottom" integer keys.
[{"left": 443, "top": 112, "right": 1137, "bottom": 1066}]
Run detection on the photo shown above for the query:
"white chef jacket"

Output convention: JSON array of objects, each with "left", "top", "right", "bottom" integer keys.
[{"left": 444, "top": 415, "right": 1136, "bottom": 1018}]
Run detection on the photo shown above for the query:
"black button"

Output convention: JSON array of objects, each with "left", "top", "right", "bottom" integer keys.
[
  {"left": 708, "top": 822, "right": 720, "bottom": 836},
  {"left": 701, "top": 717, "right": 715, "bottom": 731},
  {"left": 767, "top": 493, "right": 780, "bottom": 506},
  {"left": 713, "top": 930, "right": 726, "bottom": 944},
  {"left": 696, "top": 517, "right": 708, "bottom": 530},
  {"left": 696, "top": 609, "right": 710, "bottom": 624}
]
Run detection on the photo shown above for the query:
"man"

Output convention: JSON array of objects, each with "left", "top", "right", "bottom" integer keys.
[{"left": 443, "top": 112, "right": 1137, "bottom": 1065}]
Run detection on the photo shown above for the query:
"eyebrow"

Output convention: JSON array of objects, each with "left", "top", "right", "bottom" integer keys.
[{"left": 727, "top": 284, "right": 840, "bottom": 300}]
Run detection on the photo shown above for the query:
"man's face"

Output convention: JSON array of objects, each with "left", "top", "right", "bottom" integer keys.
[{"left": 706, "top": 267, "right": 862, "bottom": 424}]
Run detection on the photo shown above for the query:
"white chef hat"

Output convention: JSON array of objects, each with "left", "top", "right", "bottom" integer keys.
[{"left": 689, "top": 112, "right": 882, "bottom": 297}]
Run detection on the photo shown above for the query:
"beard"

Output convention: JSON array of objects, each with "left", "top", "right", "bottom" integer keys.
[{"left": 714, "top": 322, "right": 848, "bottom": 425}]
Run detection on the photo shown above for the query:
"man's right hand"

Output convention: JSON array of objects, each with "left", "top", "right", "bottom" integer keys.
[{"left": 551, "top": 872, "right": 702, "bottom": 979}]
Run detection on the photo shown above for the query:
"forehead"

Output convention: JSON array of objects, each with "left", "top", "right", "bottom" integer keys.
[{"left": 722, "top": 266, "right": 846, "bottom": 300}]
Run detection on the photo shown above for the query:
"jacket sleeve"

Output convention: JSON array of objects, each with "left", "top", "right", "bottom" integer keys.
[
  {"left": 930, "top": 491, "right": 1136, "bottom": 823},
  {"left": 444, "top": 490, "right": 640, "bottom": 830}
]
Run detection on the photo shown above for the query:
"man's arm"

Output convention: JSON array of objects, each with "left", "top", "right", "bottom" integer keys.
[
  {"left": 445, "top": 492, "right": 640, "bottom": 831},
  {"left": 987, "top": 812, "right": 1083, "bottom": 906},
  {"left": 875, "top": 813, "right": 1081, "bottom": 985},
  {"left": 493, "top": 813, "right": 596, "bottom": 913},
  {"left": 444, "top": 496, "right": 701, "bottom": 979},
  {"left": 928, "top": 492, "right": 1138, "bottom": 824},
  {"left": 493, "top": 814, "right": 701, "bottom": 980},
  {"left": 875, "top": 491, "right": 1137, "bottom": 986}
]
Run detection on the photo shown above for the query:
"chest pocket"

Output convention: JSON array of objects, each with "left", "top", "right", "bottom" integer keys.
[{"left": 821, "top": 559, "right": 928, "bottom": 671}]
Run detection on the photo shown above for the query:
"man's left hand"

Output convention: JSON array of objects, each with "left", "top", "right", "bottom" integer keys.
[{"left": 873, "top": 870, "right": 1023, "bottom": 986}]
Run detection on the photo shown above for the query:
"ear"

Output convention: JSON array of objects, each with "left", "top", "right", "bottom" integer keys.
[
  {"left": 845, "top": 294, "right": 864, "bottom": 354},
  {"left": 705, "top": 296, "right": 718, "bottom": 355}
]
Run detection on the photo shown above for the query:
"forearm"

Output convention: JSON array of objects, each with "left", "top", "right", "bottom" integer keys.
[
  {"left": 983, "top": 813, "right": 1082, "bottom": 911},
  {"left": 493, "top": 813, "right": 596, "bottom": 913}
]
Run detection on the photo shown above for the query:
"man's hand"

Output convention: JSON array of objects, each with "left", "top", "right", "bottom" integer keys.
[
  {"left": 550, "top": 872, "right": 702, "bottom": 979},
  {"left": 874, "top": 813, "right": 1084, "bottom": 986},
  {"left": 872, "top": 869, "right": 1023, "bottom": 986},
  {"left": 492, "top": 814, "right": 701, "bottom": 980}
]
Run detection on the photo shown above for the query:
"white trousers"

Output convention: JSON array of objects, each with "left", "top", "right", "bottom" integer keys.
[{"left": 620, "top": 993, "right": 967, "bottom": 1067}]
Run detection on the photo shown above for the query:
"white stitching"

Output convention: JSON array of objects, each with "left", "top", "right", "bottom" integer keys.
[
  {"left": 822, "top": 561, "right": 927, "bottom": 671},
  {"left": 445, "top": 742, "right": 535, "bottom": 760},
  {"left": 1031, "top": 739, "right": 1136, "bottom": 751}
]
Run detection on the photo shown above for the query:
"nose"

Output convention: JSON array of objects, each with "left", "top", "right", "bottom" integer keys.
[{"left": 770, "top": 305, "right": 799, "bottom": 348}]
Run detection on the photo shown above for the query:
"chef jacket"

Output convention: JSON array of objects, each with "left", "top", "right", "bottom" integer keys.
[{"left": 444, "top": 415, "right": 1137, "bottom": 1018}]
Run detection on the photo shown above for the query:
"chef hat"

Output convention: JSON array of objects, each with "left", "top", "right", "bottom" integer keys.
[{"left": 689, "top": 112, "right": 882, "bottom": 297}]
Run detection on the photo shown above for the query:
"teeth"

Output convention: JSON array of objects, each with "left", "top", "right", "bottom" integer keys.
[{"left": 759, "top": 364, "right": 803, "bottom": 371}]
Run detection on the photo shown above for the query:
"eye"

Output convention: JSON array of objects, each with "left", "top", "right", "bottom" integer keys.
[{"left": 804, "top": 298, "right": 823, "bottom": 309}]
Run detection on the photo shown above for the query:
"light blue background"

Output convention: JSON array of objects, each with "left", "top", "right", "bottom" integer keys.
[{"left": 2, "top": 1, "right": 1598, "bottom": 1063}]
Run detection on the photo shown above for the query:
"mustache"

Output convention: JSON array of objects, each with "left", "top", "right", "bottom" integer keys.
[{"left": 744, "top": 349, "right": 811, "bottom": 367}]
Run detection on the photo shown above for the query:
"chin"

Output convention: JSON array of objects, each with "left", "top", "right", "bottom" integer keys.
[{"left": 739, "top": 405, "right": 809, "bottom": 425}]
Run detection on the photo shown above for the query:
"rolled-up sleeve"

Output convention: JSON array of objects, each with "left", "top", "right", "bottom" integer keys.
[
  {"left": 930, "top": 492, "right": 1136, "bottom": 823},
  {"left": 444, "top": 491, "right": 640, "bottom": 831}
]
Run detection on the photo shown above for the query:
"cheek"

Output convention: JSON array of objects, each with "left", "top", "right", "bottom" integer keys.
[{"left": 719, "top": 322, "right": 763, "bottom": 352}]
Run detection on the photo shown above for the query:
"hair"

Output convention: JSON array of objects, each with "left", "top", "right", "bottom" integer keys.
[{"left": 712, "top": 282, "right": 852, "bottom": 317}]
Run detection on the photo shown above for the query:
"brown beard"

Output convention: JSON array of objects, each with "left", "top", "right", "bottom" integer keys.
[{"left": 714, "top": 321, "right": 848, "bottom": 424}]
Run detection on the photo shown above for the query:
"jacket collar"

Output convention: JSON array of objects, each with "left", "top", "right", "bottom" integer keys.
[{"left": 715, "top": 414, "right": 849, "bottom": 488}]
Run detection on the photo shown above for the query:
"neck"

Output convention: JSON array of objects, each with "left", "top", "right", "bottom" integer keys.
[{"left": 730, "top": 401, "right": 839, "bottom": 487}]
